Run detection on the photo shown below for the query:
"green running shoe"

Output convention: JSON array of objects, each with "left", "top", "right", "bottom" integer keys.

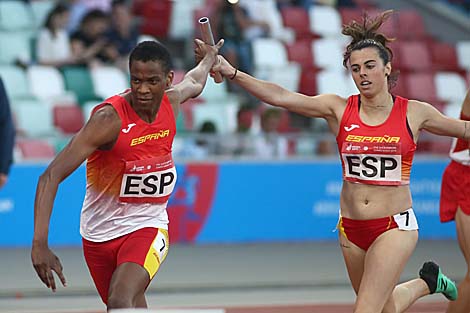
[{"left": 419, "top": 261, "right": 458, "bottom": 301}]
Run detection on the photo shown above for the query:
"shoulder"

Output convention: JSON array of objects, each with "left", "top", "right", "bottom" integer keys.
[
  {"left": 90, "top": 103, "right": 121, "bottom": 125},
  {"left": 407, "top": 99, "right": 436, "bottom": 115}
]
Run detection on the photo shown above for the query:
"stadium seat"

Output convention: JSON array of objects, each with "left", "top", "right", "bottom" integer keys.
[
  {"left": 397, "top": 41, "right": 431, "bottom": 72},
  {"left": 298, "top": 67, "right": 318, "bottom": 96},
  {"left": 391, "top": 73, "right": 409, "bottom": 98},
  {"left": 316, "top": 70, "right": 355, "bottom": 98},
  {"left": 312, "top": 39, "right": 345, "bottom": 70},
  {"left": 53, "top": 105, "right": 85, "bottom": 135},
  {"left": 61, "top": 66, "right": 102, "bottom": 106},
  {"left": 82, "top": 100, "right": 102, "bottom": 121},
  {"left": 430, "top": 42, "right": 461, "bottom": 72},
  {"left": 90, "top": 66, "right": 129, "bottom": 100},
  {"left": 17, "top": 139, "right": 55, "bottom": 160},
  {"left": 0, "top": 65, "right": 34, "bottom": 101},
  {"left": 308, "top": 5, "right": 343, "bottom": 38},
  {"left": 0, "top": 31, "right": 31, "bottom": 65},
  {"left": 179, "top": 97, "right": 204, "bottom": 131},
  {"left": 139, "top": 0, "right": 172, "bottom": 38},
  {"left": 252, "top": 37, "right": 289, "bottom": 69},
  {"left": 192, "top": 102, "right": 239, "bottom": 134},
  {"left": 434, "top": 72, "right": 467, "bottom": 104},
  {"left": 396, "top": 10, "right": 428, "bottom": 40},
  {"left": 456, "top": 41, "right": 470, "bottom": 70},
  {"left": 199, "top": 76, "right": 236, "bottom": 104},
  {"left": 12, "top": 99, "right": 56, "bottom": 137},
  {"left": 27, "top": 65, "right": 76, "bottom": 105},
  {"left": 281, "top": 6, "right": 314, "bottom": 40},
  {"left": 0, "top": 1, "right": 34, "bottom": 31},
  {"left": 405, "top": 72, "right": 438, "bottom": 103},
  {"left": 286, "top": 40, "right": 315, "bottom": 68},
  {"left": 169, "top": 0, "right": 203, "bottom": 39}
]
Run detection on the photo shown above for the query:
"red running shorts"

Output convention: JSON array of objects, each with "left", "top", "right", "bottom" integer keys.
[
  {"left": 440, "top": 160, "right": 470, "bottom": 222},
  {"left": 82, "top": 227, "right": 169, "bottom": 303}
]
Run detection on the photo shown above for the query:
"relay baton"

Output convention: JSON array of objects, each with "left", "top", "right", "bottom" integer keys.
[{"left": 198, "top": 17, "right": 223, "bottom": 83}]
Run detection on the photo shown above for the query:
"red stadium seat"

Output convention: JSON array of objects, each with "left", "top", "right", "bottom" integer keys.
[
  {"left": 430, "top": 42, "right": 462, "bottom": 72},
  {"left": 286, "top": 40, "right": 315, "bottom": 68},
  {"left": 405, "top": 72, "right": 439, "bottom": 104},
  {"left": 53, "top": 105, "right": 85, "bottom": 135},
  {"left": 397, "top": 41, "right": 432, "bottom": 72},
  {"left": 281, "top": 6, "right": 316, "bottom": 40},
  {"left": 139, "top": 0, "right": 172, "bottom": 38},
  {"left": 396, "top": 10, "right": 428, "bottom": 40},
  {"left": 390, "top": 73, "right": 409, "bottom": 98},
  {"left": 298, "top": 67, "right": 318, "bottom": 96},
  {"left": 17, "top": 139, "right": 55, "bottom": 159}
]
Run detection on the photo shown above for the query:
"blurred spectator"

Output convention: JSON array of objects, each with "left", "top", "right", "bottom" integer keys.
[
  {"left": 105, "top": 0, "right": 139, "bottom": 71},
  {"left": 253, "top": 108, "right": 288, "bottom": 158},
  {"left": 36, "top": 3, "right": 81, "bottom": 68},
  {"left": 67, "top": 0, "right": 112, "bottom": 33},
  {"left": 0, "top": 77, "right": 15, "bottom": 189},
  {"left": 229, "top": 105, "right": 257, "bottom": 156},
  {"left": 211, "top": 0, "right": 256, "bottom": 74},
  {"left": 70, "top": 9, "right": 117, "bottom": 67},
  {"left": 239, "top": 0, "right": 294, "bottom": 43},
  {"left": 178, "top": 121, "right": 219, "bottom": 159}
]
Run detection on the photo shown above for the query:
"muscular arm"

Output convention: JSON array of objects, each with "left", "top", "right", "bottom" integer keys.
[
  {"left": 409, "top": 100, "right": 470, "bottom": 140},
  {"left": 32, "top": 105, "right": 120, "bottom": 291},
  {"left": 167, "top": 39, "right": 223, "bottom": 116},
  {"left": 33, "top": 106, "right": 120, "bottom": 245},
  {"left": 211, "top": 55, "right": 345, "bottom": 121}
]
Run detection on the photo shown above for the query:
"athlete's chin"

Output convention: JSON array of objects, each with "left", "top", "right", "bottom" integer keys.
[{"left": 359, "top": 88, "right": 376, "bottom": 98}]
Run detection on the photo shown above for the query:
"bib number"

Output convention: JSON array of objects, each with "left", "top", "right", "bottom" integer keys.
[
  {"left": 393, "top": 208, "right": 418, "bottom": 231},
  {"left": 119, "top": 155, "right": 177, "bottom": 203},
  {"left": 342, "top": 142, "right": 402, "bottom": 185}
]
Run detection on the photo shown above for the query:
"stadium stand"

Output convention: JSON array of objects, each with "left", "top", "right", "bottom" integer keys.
[{"left": 0, "top": 0, "right": 467, "bottom": 159}]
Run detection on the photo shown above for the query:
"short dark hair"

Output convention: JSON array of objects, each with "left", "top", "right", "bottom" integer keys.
[{"left": 129, "top": 41, "right": 173, "bottom": 74}]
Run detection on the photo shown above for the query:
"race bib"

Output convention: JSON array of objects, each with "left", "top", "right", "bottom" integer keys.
[
  {"left": 342, "top": 142, "right": 402, "bottom": 185},
  {"left": 119, "top": 154, "right": 177, "bottom": 203},
  {"left": 393, "top": 208, "right": 419, "bottom": 231}
]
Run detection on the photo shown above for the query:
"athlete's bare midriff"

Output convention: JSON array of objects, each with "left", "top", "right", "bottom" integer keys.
[{"left": 340, "top": 180, "right": 412, "bottom": 220}]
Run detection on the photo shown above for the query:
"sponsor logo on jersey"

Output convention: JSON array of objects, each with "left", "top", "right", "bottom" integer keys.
[{"left": 130, "top": 129, "right": 171, "bottom": 146}]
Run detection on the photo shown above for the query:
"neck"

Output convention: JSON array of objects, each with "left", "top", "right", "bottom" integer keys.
[{"left": 361, "top": 92, "right": 393, "bottom": 110}]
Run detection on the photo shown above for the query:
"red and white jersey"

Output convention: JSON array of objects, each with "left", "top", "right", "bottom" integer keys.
[
  {"left": 336, "top": 95, "right": 417, "bottom": 186},
  {"left": 80, "top": 91, "right": 177, "bottom": 242},
  {"left": 449, "top": 112, "right": 470, "bottom": 166}
]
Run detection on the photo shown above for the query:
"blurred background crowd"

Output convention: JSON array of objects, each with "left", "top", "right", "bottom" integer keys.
[{"left": 0, "top": 0, "right": 469, "bottom": 162}]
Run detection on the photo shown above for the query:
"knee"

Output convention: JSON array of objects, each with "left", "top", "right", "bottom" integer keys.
[{"left": 107, "top": 293, "right": 133, "bottom": 309}]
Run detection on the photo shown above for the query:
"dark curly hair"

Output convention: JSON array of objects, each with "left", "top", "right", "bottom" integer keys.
[
  {"left": 129, "top": 40, "right": 173, "bottom": 74},
  {"left": 342, "top": 10, "right": 398, "bottom": 89}
]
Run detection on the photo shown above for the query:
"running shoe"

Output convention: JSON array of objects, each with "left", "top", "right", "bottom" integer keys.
[{"left": 419, "top": 261, "right": 458, "bottom": 301}]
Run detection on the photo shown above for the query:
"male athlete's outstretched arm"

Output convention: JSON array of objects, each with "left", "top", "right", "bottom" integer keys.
[
  {"left": 32, "top": 106, "right": 120, "bottom": 292},
  {"left": 167, "top": 39, "right": 223, "bottom": 117}
]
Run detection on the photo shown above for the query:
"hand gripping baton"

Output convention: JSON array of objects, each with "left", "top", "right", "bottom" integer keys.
[{"left": 198, "top": 17, "right": 223, "bottom": 83}]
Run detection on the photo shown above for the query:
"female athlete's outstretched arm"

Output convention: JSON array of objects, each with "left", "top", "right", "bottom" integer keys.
[{"left": 194, "top": 41, "right": 346, "bottom": 122}]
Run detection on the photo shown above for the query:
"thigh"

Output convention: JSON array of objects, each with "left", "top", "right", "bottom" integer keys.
[
  {"left": 82, "top": 238, "right": 118, "bottom": 303},
  {"left": 339, "top": 232, "right": 366, "bottom": 294},
  {"left": 356, "top": 229, "right": 418, "bottom": 311},
  {"left": 109, "top": 228, "right": 170, "bottom": 301}
]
